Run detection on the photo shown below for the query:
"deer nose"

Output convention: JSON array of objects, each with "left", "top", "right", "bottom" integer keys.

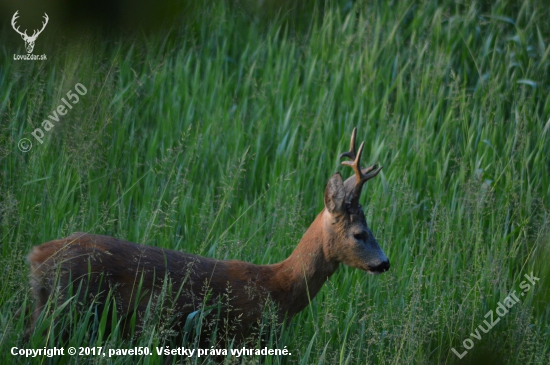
[{"left": 372, "top": 259, "right": 390, "bottom": 273}]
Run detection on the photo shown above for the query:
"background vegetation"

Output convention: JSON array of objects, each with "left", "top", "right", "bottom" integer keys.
[{"left": 1, "top": 0, "right": 549, "bottom": 363}]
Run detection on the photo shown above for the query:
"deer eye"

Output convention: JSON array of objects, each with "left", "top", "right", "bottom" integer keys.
[{"left": 353, "top": 232, "right": 367, "bottom": 241}]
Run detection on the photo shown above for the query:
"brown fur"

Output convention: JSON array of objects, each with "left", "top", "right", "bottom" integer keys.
[{"left": 26, "top": 213, "right": 336, "bottom": 343}]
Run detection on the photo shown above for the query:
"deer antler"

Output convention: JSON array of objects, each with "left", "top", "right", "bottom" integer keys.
[
  {"left": 11, "top": 11, "right": 48, "bottom": 41},
  {"left": 29, "top": 13, "right": 49, "bottom": 40},
  {"left": 339, "top": 127, "right": 382, "bottom": 209},
  {"left": 11, "top": 11, "right": 28, "bottom": 38}
]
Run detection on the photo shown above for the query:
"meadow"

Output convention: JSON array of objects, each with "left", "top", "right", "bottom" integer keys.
[{"left": 1, "top": 0, "right": 549, "bottom": 363}]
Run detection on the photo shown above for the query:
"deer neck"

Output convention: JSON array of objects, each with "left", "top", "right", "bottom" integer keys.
[{"left": 273, "top": 210, "right": 339, "bottom": 317}]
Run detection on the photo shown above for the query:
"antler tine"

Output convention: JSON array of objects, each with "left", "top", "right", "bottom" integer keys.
[
  {"left": 342, "top": 141, "right": 365, "bottom": 185},
  {"left": 11, "top": 11, "right": 19, "bottom": 27},
  {"left": 338, "top": 127, "right": 357, "bottom": 161},
  {"left": 339, "top": 129, "right": 383, "bottom": 209}
]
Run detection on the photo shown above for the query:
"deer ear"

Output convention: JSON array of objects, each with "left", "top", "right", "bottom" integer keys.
[{"left": 324, "top": 173, "right": 346, "bottom": 214}]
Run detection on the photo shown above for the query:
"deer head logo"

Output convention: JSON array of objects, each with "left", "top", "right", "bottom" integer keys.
[{"left": 11, "top": 11, "right": 49, "bottom": 54}]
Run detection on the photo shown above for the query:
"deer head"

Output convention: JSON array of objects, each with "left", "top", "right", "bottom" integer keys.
[
  {"left": 322, "top": 127, "right": 389, "bottom": 274},
  {"left": 11, "top": 11, "right": 49, "bottom": 54}
]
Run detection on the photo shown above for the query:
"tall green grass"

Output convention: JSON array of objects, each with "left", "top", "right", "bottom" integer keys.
[{"left": 1, "top": 0, "right": 549, "bottom": 363}]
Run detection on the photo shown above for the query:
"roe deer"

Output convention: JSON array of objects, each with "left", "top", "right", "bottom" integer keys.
[{"left": 25, "top": 128, "right": 389, "bottom": 345}]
